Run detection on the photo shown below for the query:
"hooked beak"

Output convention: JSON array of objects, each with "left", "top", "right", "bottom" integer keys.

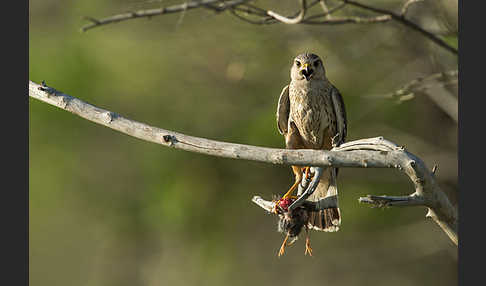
[{"left": 301, "top": 63, "right": 313, "bottom": 81}]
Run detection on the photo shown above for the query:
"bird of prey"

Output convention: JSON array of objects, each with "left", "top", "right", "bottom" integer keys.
[{"left": 275, "top": 52, "right": 347, "bottom": 256}]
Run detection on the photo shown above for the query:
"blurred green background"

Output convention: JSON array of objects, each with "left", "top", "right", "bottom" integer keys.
[{"left": 29, "top": 1, "right": 458, "bottom": 285}]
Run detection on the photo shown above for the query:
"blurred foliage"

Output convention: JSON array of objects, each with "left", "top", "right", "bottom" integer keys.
[{"left": 29, "top": 1, "right": 457, "bottom": 286}]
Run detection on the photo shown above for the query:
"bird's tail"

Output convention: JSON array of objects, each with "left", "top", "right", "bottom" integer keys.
[{"left": 307, "top": 167, "right": 341, "bottom": 232}]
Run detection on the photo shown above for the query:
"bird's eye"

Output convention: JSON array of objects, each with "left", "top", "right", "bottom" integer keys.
[
  {"left": 314, "top": 60, "right": 320, "bottom": 67},
  {"left": 295, "top": 61, "right": 301, "bottom": 67}
]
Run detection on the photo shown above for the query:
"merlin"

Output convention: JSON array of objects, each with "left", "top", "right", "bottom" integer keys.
[{"left": 275, "top": 53, "right": 347, "bottom": 256}]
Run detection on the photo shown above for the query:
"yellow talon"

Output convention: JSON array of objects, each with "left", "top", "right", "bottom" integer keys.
[
  {"left": 282, "top": 167, "right": 312, "bottom": 200},
  {"left": 278, "top": 233, "right": 290, "bottom": 257},
  {"left": 304, "top": 166, "right": 311, "bottom": 179},
  {"left": 282, "top": 180, "right": 300, "bottom": 199},
  {"left": 304, "top": 241, "right": 313, "bottom": 256},
  {"left": 305, "top": 230, "right": 313, "bottom": 256}
]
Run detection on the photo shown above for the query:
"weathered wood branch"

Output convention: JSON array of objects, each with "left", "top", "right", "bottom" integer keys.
[{"left": 28, "top": 80, "right": 458, "bottom": 246}]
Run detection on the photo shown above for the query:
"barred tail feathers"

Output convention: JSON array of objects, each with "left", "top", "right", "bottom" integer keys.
[{"left": 307, "top": 167, "right": 341, "bottom": 232}]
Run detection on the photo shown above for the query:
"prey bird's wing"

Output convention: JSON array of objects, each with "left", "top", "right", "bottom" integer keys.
[
  {"left": 276, "top": 85, "right": 290, "bottom": 135},
  {"left": 330, "top": 85, "right": 347, "bottom": 146}
]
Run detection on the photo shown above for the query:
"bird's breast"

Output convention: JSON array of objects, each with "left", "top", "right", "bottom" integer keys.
[{"left": 288, "top": 83, "right": 333, "bottom": 148}]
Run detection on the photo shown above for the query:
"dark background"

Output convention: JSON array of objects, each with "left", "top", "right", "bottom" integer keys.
[{"left": 29, "top": 1, "right": 458, "bottom": 285}]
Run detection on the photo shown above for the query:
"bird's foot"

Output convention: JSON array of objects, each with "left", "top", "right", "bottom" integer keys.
[
  {"left": 304, "top": 236, "right": 313, "bottom": 256},
  {"left": 304, "top": 166, "right": 313, "bottom": 180},
  {"left": 273, "top": 178, "right": 302, "bottom": 214},
  {"left": 331, "top": 133, "right": 341, "bottom": 148},
  {"left": 278, "top": 233, "right": 290, "bottom": 257},
  {"left": 273, "top": 195, "right": 298, "bottom": 214}
]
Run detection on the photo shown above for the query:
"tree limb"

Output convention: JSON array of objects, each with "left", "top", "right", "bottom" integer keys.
[
  {"left": 29, "top": 80, "right": 457, "bottom": 246},
  {"left": 319, "top": 0, "right": 332, "bottom": 19},
  {"left": 80, "top": 0, "right": 254, "bottom": 32},
  {"left": 342, "top": 0, "right": 457, "bottom": 55},
  {"left": 80, "top": 0, "right": 457, "bottom": 56},
  {"left": 401, "top": 0, "right": 424, "bottom": 16},
  {"left": 386, "top": 70, "right": 458, "bottom": 122},
  {"left": 266, "top": 0, "right": 307, "bottom": 24}
]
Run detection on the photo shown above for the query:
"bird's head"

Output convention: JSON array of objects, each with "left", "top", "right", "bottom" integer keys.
[{"left": 290, "top": 53, "right": 326, "bottom": 82}]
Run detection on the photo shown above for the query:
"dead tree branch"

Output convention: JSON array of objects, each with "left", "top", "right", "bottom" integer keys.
[
  {"left": 342, "top": 0, "right": 457, "bottom": 55},
  {"left": 80, "top": 0, "right": 457, "bottom": 55},
  {"left": 401, "top": 0, "right": 424, "bottom": 16},
  {"left": 29, "top": 80, "right": 458, "bottom": 246},
  {"left": 386, "top": 70, "right": 458, "bottom": 122},
  {"left": 319, "top": 0, "right": 332, "bottom": 19},
  {"left": 80, "top": 0, "right": 254, "bottom": 32},
  {"left": 266, "top": 0, "right": 307, "bottom": 24}
]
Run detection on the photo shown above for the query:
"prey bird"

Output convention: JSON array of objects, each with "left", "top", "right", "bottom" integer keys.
[{"left": 274, "top": 53, "right": 347, "bottom": 256}]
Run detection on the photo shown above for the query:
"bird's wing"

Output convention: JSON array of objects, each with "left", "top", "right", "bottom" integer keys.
[
  {"left": 330, "top": 85, "right": 347, "bottom": 146},
  {"left": 276, "top": 85, "right": 290, "bottom": 135}
]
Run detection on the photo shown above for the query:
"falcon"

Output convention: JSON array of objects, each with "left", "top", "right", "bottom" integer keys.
[{"left": 275, "top": 52, "right": 347, "bottom": 256}]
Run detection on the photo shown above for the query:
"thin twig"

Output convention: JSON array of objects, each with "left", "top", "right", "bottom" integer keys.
[
  {"left": 359, "top": 194, "right": 426, "bottom": 207},
  {"left": 385, "top": 70, "right": 458, "bottom": 122},
  {"left": 305, "top": 2, "right": 347, "bottom": 21},
  {"left": 302, "top": 14, "right": 391, "bottom": 25},
  {"left": 231, "top": 0, "right": 322, "bottom": 25},
  {"left": 29, "top": 80, "right": 458, "bottom": 246},
  {"left": 401, "top": 0, "right": 424, "bottom": 16},
  {"left": 81, "top": 0, "right": 253, "bottom": 32},
  {"left": 230, "top": 8, "right": 268, "bottom": 25},
  {"left": 81, "top": 0, "right": 457, "bottom": 55},
  {"left": 266, "top": 0, "right": 307, "bottom": 24},
  {"left": 175, "top": 2, "right": 189, "bottom": 29},
  {"left": 342, "top": 0, "right": 458, "bottom": 55},
  {"left": 389, "top": 70, "right": 458, "bottom": 97},
  {"left": 319, "top": 0, "right": 332, "bottom": 19}
]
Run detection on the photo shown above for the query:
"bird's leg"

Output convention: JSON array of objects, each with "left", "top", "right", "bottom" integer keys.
[
  {"left": 289, "top": 167, "right": 324, "bottom": 211},
  {"left": 331, "top": 132, "right": 340, "bottom": 148},
  {"left": 304, "top": 166, "right": 312, "bottom": 180},
  {"left": 281, "top": 180, "right": 300, "bottom": 200},
  {"left": 282, "top": 123, "right": 306, "bottom": 201},
  {"left": 304, "top": 227, "right": 313, "bottom": 256},
  {"left": 281, "top": 166, "right": 304, "bottom": 199},
  {"left": 273, "top": 166, "right": 305, "bottom": 214},
  {"left": 278, "top": 233, "right": 290, "bottom": 257}
]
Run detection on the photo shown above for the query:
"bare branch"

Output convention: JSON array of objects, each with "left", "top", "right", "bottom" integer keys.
[
  {"left": 81, "top": 0, "right": 457, "bottom": 55},
  {"left": 319, "top": 0, "right": 332, "bottom": 19},
  {"left": 391, "top": 70, "right": 458, "bottom": 94},
  {"left": 80, "top": 0, "right": 253, "bottom": 32},
  {"left": 266, "top": 0, "right": 307, "bottom": 24},
  {"left": 230, "top": 1, "right": 343, "bottom": 25},
  {"left": 342, "top": 0, "right": 457, "bottom": 55},
  {"left": 386, "top": 70, "right": 458, "bottom": 122},
  {"left": 302, "top": 14, "right": 391, "bottom": 25},
  {"left": 401, "top": 0, "right": 424, "bottom": 16},
  {"left": 29, "top": 80, "right": 458, "bottom": 245},
  {"left": 305, "top": 2, "right": 347, "bottom": 21},
  {"left": 358, "top": 194, "right": 426, "bottom": 207},
  {"left": 229, "top": 7, "right": 269, "bottom": 25}
]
